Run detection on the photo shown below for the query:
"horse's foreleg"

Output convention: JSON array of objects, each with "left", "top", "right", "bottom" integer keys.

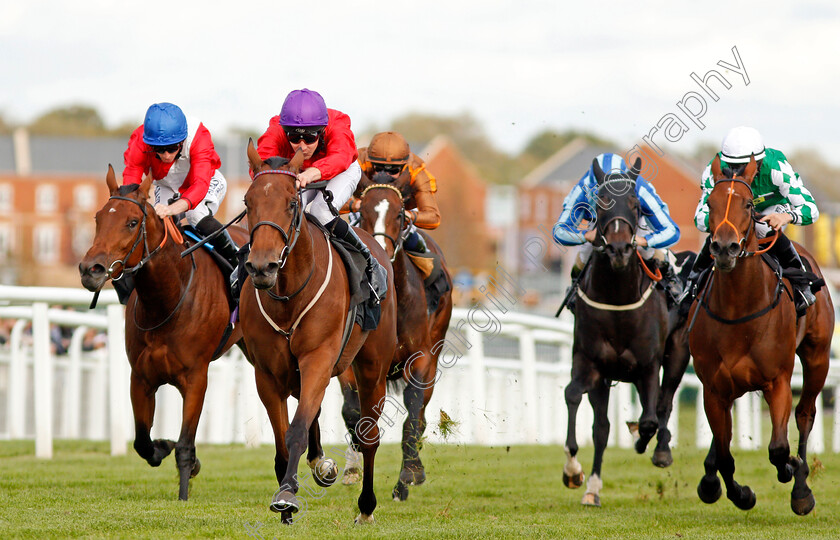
[
  {"left": 704, "top": 389, "right": 755, "bottom": 510},
  {"left": 130, "top": 375, "right": 175, "bottom": 467},
  {"left": 697, "top": 440, "right": 722, "bottom": 503},
  {"left": 353, "top": 361, "right": 387, "bottom": 524},
  {"left": 307, "top": 409, "right": 338, "bottom": 488},
  {"left": 633, "top": 365, "right": 660, "bottom": 454},
  {"left": 563, "top": 366, "right": 590, "bottom": 490},
  {"left": 175, "top": 369, "right": 209, "bottom": 501},
  {"left": 764, "top": 379, "right": 795, "bottom": 484},
  {"left": 653, "top": 331, "right": 690, "bottom": 467},
  {"left": 338, "top": 371, "right": 363, "bottom": 485},
  {"left": 274, "top": 362, "right": 330, "bottom": 518},
  {"left": 254, "top": 367, "right": 294, "bottom": 521},
  {"left": 582, "top": 380, "right": 610, "bottom": 507}
]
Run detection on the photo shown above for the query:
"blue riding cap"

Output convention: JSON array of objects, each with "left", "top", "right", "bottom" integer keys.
[{"left": 143, "top": 103, "right": 188, "bottom": 146}]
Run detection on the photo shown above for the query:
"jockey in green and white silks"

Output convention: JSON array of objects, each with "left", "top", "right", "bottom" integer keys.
[{"left": 685, "top": 126, "right": 819, "bottom": 313}]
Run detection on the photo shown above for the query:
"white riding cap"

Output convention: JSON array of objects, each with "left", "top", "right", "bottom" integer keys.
[{"left": 721, "top": 126, "right": 766, "bottom": 163}]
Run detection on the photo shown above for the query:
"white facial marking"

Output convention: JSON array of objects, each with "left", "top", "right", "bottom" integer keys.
[
  {"left": 264, "top": 182, "right": 271, "bottom": 196},
  {"left": 614, "top": 220, "right": 619, "bottom": 233},
  {"left": 373, "top": 199, "right": 389, "bottom": 249},
  {"left": 109, "top": 208, "right": 116, "bottom": 213}
]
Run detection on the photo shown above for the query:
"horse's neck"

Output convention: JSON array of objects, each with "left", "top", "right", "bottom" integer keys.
[
  {"left": 134, "top": 242, "right": 192, "bottom": 308},
  {"left": 276, "top": 220, "right": 318, "bottom": 295},
  {"left": 709, "top": 255, "right": 775, "bottom": 308},
  {"left": 586, "top": 253, "right": 644, "bottom": 303}
]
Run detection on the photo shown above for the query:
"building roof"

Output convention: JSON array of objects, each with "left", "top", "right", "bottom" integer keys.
[{"left": 521, "top": 137, "right": 615, "bottom": 188}]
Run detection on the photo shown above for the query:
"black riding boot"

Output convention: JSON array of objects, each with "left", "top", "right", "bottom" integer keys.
[
  {"left": 677, "top": 238, "right": 713, "bottom": 316},
  {"left": 404, "top": 229, "right": 428, "bottom": 254},
  {"left": 327, "top": 217, "right": 388, "bottom": 302},
  {"left": 195, "top": 215, "right": 240, "bottom": 271},
  {"left": 770, "top": 233, "right": 816, "bottom": 313}
]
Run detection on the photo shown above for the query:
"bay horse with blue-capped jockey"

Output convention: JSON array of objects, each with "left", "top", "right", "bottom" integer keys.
[
  {"left": 79, "top": 166, "right": 248, "bottom": 501},
  {"left": 689, "top": 155, "right": 833, "bottom": 515}
]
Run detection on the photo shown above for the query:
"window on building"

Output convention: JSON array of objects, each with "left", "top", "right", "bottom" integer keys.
[
  {"left": 0, "top": 223, "right": 13, "bottom": 264},
  {"left": 74, "top": 185, "right": 97, "bottom": 211},
  {"left": 36, "top": 185, "right": 58, "bottom": 213},
  {"left": 72, "top": 223, "right": 94, "bottom": 258},
  {"left": 0, "top": 184, "right": 12, "bottom": 213},
  {"left": 34, "top": 224, "right": 59, "bottom": 264}
]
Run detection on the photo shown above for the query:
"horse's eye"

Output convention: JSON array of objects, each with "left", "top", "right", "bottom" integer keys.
[{"left": 128, "top": 219, "right": 139, "bottom": 229}]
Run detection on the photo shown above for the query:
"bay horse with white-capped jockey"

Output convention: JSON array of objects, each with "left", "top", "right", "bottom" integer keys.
[{"left": 689, "top": 155, "right": 833, "bottom": 515}]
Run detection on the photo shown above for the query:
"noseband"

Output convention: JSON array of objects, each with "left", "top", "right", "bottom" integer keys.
[
  {"left": 712, "top": 177, "right": 775, "bottom": 258},
  {"left": 360, "top": 183, "right": 406, "bottom": 262}
]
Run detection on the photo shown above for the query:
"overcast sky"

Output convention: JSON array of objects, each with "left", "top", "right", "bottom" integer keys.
[{"left": 2, "top": 1, "right": 839, "bottom": 167}]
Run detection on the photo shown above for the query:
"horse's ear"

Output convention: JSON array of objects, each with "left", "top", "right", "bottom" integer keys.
[
  {"left": 106, "top": 164, "right": 119, "bottom": 195},
  {"left": 289, "top": 148, "right": 305, "bottom": 171},
  {"left": 246, "top": 137, "right": 263, "bottom": 173},
  {"left": 592, "top": 158, "right": 605, "bottom": 185},
  {"left": 627, "top": 157, "right": 642, "bottom": 182},
  {"left": 743, "top": 154, "right": 758, "bottom": 183},
  {"left": 711, "top": 155, "right": 724, "bottom": 181},
  {"left": 138, "top": 173, "right": 153, "bottom": 200}
]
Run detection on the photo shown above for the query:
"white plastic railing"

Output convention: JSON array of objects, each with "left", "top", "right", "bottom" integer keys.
[{"left": 1, "top": 286, "right": 839, "bottom": 458}]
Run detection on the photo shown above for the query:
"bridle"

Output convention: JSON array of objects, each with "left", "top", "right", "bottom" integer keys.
[
  {"left": 104, "top": 194, "right": 195, "bottom": 331},
  {"left": 359, "top": 182, "right": 406, "bottom": 262},
  {"left": 712, "top": 177, "right": 776, "bottom": 258}
]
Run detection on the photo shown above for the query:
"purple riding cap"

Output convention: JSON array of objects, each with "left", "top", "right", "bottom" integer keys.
[{"left": 279, "top": 89, "right": 329, "bottom": 127}]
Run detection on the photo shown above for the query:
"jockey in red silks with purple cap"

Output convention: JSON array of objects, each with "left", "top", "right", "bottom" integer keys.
[{"left": 257, "top": 88, "right": 386, "bottom": 297}]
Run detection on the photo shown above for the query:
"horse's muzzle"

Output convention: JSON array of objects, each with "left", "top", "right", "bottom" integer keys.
[
  {"left": 245, "top": 260, "right": 279, "bottom": 290},
  {"left": 605, "top": 242, "right": 634, "bottom": 271},
  {"left": 79, "top": 261, "right": 108, "bottom": 292}
]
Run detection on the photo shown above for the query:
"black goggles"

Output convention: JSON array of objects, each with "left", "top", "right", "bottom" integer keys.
[
  {"left": 284, "top": 128, "right": 323, "bottom": 144},
  {"left": 372, "top": 163, "right": 405, "bottom": 175},
  {"left": 152, "top": 143, "right": 181, "bottom": 155}
]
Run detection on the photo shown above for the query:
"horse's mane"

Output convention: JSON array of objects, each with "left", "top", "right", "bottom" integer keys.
[{"left": 118, "top": 183, "right": 140, "bottom": 196}]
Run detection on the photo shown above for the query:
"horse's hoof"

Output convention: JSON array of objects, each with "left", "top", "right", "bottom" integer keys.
[
  {"left": 581, "top": 492, "right": 601, "bottom": 507},
  {"left": 190, "top": 458, "right": 201, "bottom": 478},
  {"left": 399, "top": 467, "right": 426, "bottom": 486},
  {"left": 312, "top": 458, "right": 338, "bottom": 488},
  {"left": 342, "top": 467, "right": 361, "bottom": 486},
  {"left": 270, "top": 490, "right": 299, "bottom": 514},
  {"left": 563, "top": 471, "right": 585, "bottom": 489},
  {"left": 697, "top": 476, "right": 722, "bottom": 504},
  {"left": 778, "top": 462, "right": 795, "bottom": 483},
  {"left": 634, "top": 438, "right": 650, "bottom": 454},
  {"left": 652, "top": 450, "right": 673, "bottom": 468},
  {"left": 791, "top": 491, "right": 815, "bottom": 516},
  {"left": 728, "top": 485, "right": 756, "bottom": 511},
  {"left": 392, "top": 481, "right": 409, "bottom": 502},
  {"left": 280, "top": 510, "right": 294, "bottom": 525},
  {"left": 147, "top": 439, "right": 176, "bottom": 466},
  {"left": 354, "top": 513, "right": 375, "bottom": 525}
]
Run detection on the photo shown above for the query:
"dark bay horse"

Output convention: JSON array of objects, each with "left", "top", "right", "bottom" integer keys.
[
  {"left": 338, "top": 176, "right": 453, "bottom": 502},
  {"left": 689, "top": 155, "right": 833, "bottom": 515},
  {"left": 239, "top": 143, "right": 397, "bottom": 524},
  {"left": 562, "top": 158, "right": 691, "bottom": 507},
  {"left": 79, "top": 166, "right": 248, "bottom": 501}
]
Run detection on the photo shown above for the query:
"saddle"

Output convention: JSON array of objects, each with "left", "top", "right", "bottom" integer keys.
[{"left": 405, "top": 249, "right": 451, "bottom": 313}]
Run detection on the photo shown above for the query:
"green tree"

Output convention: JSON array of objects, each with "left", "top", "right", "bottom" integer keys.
[
  {"left": 0, "top": 112, "right": 11, "bottom": 134},
  {"left": 517, "top": 129, "right": 616, "bottom": 174},
  {"left": 29, "top": 104, "right": 108, "bottom": 137}
]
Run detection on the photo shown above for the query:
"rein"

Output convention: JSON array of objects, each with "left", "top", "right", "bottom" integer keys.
[{"left": 360, "top": 183, "right": 406, "bottom": 262}]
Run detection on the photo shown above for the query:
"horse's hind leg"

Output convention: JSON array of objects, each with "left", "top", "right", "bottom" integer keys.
[
  {"left": 129, "top": 375, "right": 175, "bottom": 467},
  {"left": 582, "top": 380, "right": 610, "bottom": 507},
  {"left": 307, "top": 409, "right": 339, "bottom": 488},
  {"left": 703, "top": 389, "right": 755, "bottom": 510},
  {"left": 789, "top": 342, "right": 829, "bottom": 515},
  {"left": 632, "top": 365, "right": 660, "bottom": 455},
  {"left": 338, "top": 371, "right": 363, "bottom": 485},
  {"left": 394, "top": 352, "right": 436, "bottom": 502},
  {"left": 653, "top": 329, "right": 690, "bottom": 467},
  {"left": 175, "top": 370, "right": 209, "bottom": 501}
]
